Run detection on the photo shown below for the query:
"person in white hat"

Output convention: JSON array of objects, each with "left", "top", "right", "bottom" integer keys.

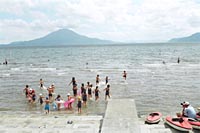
[
  {"left": 38, "top": 93, "right": 44, "bottom": 105},
  {"left": 67, "top": 93, "right": 72, "bottom": 109},
  {"left": 181, "top": 101, "right": 196, "bottom": 119}
]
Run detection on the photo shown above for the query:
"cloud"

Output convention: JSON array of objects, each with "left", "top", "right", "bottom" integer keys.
[{"left": 1, "top": 0, "right": 200, "bottom": 43}]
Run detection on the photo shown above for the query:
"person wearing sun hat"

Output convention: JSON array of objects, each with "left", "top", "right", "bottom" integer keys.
[
  {"left": 181, "top": 101, "right": 196, "bottom": 119},
  {"left": 67, "top": 93, "right": 72, "bottom": 109}
]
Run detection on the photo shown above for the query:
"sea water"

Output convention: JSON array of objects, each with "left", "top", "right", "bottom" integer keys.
[{"left": 0, "top": 43, "right": 200, "bottom": 116}]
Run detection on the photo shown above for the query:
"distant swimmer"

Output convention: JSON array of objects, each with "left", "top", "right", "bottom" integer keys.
[
  {"left": 86, "top": 62, "right": 89, "bottom": 68},
  {"left": 96, "top": 75, "right": 100, "bottom": 85},
  {"left": 177, "top": 57, "right": 180, "bottom": 64},
  {"left": 162, "top": 61, "right": 166, "bottom": 64},
  {"left": 123, "top": 70, "right": 127, "bottom": 80},
  {"left": 39, "top": 78, "right": 44, "bottom": 89},
  {"left": 3, "top": 59, "right": 8, "bottom": 65},
  {"left": 105, "top": 76, "right": 109, "bottom": 85}
]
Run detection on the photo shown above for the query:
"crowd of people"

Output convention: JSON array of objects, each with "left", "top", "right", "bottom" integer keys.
[{"left": 23, "top": 71, "right": 127, "bottom": 114}]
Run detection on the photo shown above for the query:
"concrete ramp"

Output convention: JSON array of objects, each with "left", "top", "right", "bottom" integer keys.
[{"left": 101, "top": 99, "right": 140, "bottom": 133}]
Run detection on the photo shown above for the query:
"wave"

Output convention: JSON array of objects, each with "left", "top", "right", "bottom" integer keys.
[
  {"left": 11, "top": 67, "right": 57, "bottom": 71},
  {"left": 10, "top": 68, "right": 21, "bottom": 71},
  {"left": 27, "top": 68, "right": 57, "bottom": 71},
  {"left": 2, "top": 73, "right": 10, "bottom": 77}
]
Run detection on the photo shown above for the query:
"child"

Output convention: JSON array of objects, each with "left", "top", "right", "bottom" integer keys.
[
  {"left": 123, "top": 70, "right": 127, "bottom": 80},
  {"left": 94, "top": 86, "right": 100, "bottom": 101},
  {"left": 87, "top": 84, "right": 93, "bottom": 99},
  {"left": 38, "top": 93, "right": 44, "bottom": 105},
  {"left": 80, "top": 83, "right": 85, "bottom": 95},
  {"left": 104, "top": 84, "right": 111, "bottom": 101},
  {"left": 82, "top": 91, "right": 87, "bottom": 107},
  {"left": 67, "top": 93, "right": 72, "bottom": 109},
  {"left": 23, "top": 85, "right": 29, "bottom": 98},
  {"left": 96, "top": 75, "right": 100, "bottom": 85},
  {"left": 105, "top": 76, "right": 109, "bottom": 85},
  {"left": 77, "top": 96, "right": 82, "bottom": 114},
  {"left": 55, "top": 95, "right": 63, "bottom": 110},
  {"left": 39, "top": 79, "right": 44, "bottom": 89},
  {"left": 44, "top": 97, "right": 50, "bottom": 114}
]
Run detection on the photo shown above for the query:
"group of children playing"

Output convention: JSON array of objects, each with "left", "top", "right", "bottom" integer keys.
[{"left": 23, "top": 71, "right": 127, "bottom": 114}]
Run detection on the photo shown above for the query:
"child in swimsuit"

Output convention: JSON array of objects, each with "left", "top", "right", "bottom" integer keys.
[
  {"left": 104, "top": 84, "right": 111, "bottom": 101},
  {"left": 44, "top": 97, "right": 50, "bottom": 114},
  {"left": 23, "top": 85, "right": 29, "bottom": 98},
  {"left": 105, "top": 76, "right": 109, "bottom": 85},
  {"left": 38, "top": 94, "right": 44, "bottom": 105},
  {"left": 96, "top": 75, "right": 100, "bottom": 85},
  {"left": 39, "top": 79, "right": 44, "bottom": 89},
  {"left": 82, "top": 91, "right": 87, "bottom": 107},
  {"left": 88, "top": 84, "right": 92, "bottom": 99},
  {"left": 123, "top": 71, "right": 127, "bottom": 80},
  {"left": 77, "top": 97, "right": 82, "bottom": 114},
  {"left": 94, "top": 86, "right": 100, "bottom": 101}
]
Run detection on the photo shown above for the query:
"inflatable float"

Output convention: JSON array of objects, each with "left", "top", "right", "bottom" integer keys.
[
  {"left": 187, "top": 118, "right": 200, "bottom": 130},
  {"left": 64, "top": 98, "right": 75, "bottom": 108},
  {"left": 145, "top": 112, "right": 162, "bottom": 124},
  {"left": 165, "top": 116, "right": 192, "bottom": 132}
]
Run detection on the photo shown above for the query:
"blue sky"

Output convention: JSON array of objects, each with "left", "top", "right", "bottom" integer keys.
[{"left": 0, "top": 0, "right": 200, "bottom": 44}]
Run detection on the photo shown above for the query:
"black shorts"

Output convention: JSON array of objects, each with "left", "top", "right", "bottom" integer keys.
[
  {"left": 49, "top": 93, "right": 52, "bottom": 97},
  {"left": 73, "top": 90, "right": 77, "bottom": 95}
]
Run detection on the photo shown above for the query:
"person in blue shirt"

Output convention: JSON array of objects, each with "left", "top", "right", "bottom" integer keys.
[{"left": 181, "top": 101, "right": 196, "bottom": 119}]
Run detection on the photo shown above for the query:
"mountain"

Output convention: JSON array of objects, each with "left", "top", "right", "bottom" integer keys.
[
  {"left": 169, "top": 32, "right": 200, "bottom": 43},
  {"left": 8, "top": 29, "right": 114, "bottom": 46}
]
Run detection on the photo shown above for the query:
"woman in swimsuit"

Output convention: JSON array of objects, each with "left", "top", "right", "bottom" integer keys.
[
  {"left": 94, "top": 86, "right": 100, "bottom": 101},
  {"left": 87, "top": 84, "right": 92, "bottom": 99},
  {"left": 105, "top": 76, "right": 109, "bottom": 85},
  {"left": 69, "top": 77, "right": 77, "bottom": 96}
]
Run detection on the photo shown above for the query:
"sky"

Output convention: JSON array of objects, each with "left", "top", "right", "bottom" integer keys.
[{"left": 1, "top": 0, "right": 200, "bottom": 44}]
